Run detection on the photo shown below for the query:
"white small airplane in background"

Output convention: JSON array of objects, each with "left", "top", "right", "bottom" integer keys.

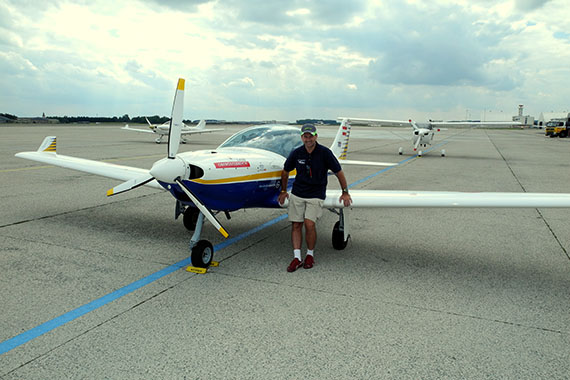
[
  {"left": 340, "top": 117, "right": 522, "bottom": 157},
  {"left": 122, "top": 118, "right": 224, "bottom": 144},
  {"left": 16, "top": 79, "right": 570, "bottom": 270}
]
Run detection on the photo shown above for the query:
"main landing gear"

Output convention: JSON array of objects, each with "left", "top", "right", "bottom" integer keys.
[{"left": 331, "top": 208, "right": 350, "bottom": 250}]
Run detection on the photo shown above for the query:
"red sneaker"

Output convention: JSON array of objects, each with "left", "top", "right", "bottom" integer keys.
[
  {"left": 287, "top": 258, "right": 303, "bottom": 272},
  {"left": 303, "top": 255, "right": 314, "bottom": 269}
]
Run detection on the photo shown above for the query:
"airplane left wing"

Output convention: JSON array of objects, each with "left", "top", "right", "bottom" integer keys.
[
  {"left": 338, "top": 117, "right": 411, "bottom": 127},
  {"left": 122, "top": 125, "right": 156, "bottom": 134},
  {"left": 430, "top": 121, "right": 522, "bottom": 128},
  {"left": 322, "top": 189, "right": 570, "bottom": 208},
  {"left": 15, "top": 136, "right": 164, "bottom": 190},
  {"left": 180, "top": 127, "right": 224, "bottom": 135},
  {"left": 332, "top": 118, "right": 397, "bottom": 167}
]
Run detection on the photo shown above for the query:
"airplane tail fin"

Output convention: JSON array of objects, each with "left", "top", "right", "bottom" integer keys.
[
  {"left": 37, "top": 136, "right": 57, "bottom": 153},
  {"left": 331, "top": 118, "right": 351, "bottom": 160},
  {"left": 196, "top": 120, "right": 206, "bottom": 130}
]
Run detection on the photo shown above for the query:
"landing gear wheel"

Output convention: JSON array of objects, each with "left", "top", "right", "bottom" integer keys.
[
  {"left": 418, "top": 150, "right": 423, "bottom": 157},
  {"left": 332, "top": 221, "right": 348, "bottom": 250},
  {"left": 441, "top": 149, "right": 446, "bottom": 157},
  {"left": 191, "top": 240, "right": 214, "bottom": 268},
  {"left": 398, "top": 147, "right": 403, "bottom": 155},
  {"left": 183, "top": 208, "right": 199, "bottom": 230}
]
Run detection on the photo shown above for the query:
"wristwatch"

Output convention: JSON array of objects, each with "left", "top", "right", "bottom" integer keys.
[{"left": 342, "top": 188, "right": 349, "bottom": 193}]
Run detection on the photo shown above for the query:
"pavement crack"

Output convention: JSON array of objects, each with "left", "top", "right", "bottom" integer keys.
[{"left": 485, "top": 130, "right": 570, "bottom": 261}]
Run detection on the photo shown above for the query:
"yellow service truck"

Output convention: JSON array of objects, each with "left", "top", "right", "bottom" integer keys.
[{"left": 546, "top": 115, "right": 570, "bottom": 137}]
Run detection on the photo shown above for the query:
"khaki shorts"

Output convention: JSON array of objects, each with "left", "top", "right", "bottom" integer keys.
[{"left": 288, "top": 193, "right": 324, "bottom": 223}]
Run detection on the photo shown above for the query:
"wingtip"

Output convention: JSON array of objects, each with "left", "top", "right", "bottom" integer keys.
[
  {"left": 177, "top": 78, "right": 185, "bottom": 91},
  {"left": 38, "top": 136, "right": 57, "bottom": 153}
]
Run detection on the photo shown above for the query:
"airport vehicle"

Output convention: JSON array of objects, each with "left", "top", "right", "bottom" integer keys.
[
  {"left": 122, "top": 118, "right": 223, "bottom": 144},
  {"left": 546, "top": 115, "right": 570, "bottom": 138},
  {"left": 545, "top": 119, "right": 563, "bottom": 137},
  {"left": 16, "top": 79, "right": 570, "bottom": 269},
  {"left": 339, "top": 117, "right": 521, "bottom": 157}
]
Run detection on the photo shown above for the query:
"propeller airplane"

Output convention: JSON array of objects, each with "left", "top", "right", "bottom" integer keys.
[
  {"left": 15, "top": 79, "right": 570, "bottom": 269},
  {"left": 122, "top": 117, "right": 223, "bottom": 144},
  {"left": 340, "top": 117, "right": 522, "bottom": 157}
]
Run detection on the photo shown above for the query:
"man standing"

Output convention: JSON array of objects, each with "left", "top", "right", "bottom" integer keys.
[{"left": 278, "top": 123, "right": 352, "bottom": 272}]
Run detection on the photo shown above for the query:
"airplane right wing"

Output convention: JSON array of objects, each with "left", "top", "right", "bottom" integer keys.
[{"left": 322, "top": 189, "right": 570, "bottom": 208}]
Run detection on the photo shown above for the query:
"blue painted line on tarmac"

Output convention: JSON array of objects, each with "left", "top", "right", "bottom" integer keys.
[
  {"left": 0, "top": 214, "right": 289, "bottom": 356},
  {"left": 0, "top": 138, "right": 451, "bottom": 355}
]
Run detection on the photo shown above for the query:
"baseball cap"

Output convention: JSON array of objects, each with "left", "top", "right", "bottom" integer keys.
[{"left": 300, "top": 123, "right": 317, "bottom": 135}]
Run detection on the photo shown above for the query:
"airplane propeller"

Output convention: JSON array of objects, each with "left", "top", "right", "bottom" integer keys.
[
  {"left": 145, "top": 117, "right": 155, "bottom": 130},
  {"left": 107, "top": 78, "right": 229, "bottom": 239}
]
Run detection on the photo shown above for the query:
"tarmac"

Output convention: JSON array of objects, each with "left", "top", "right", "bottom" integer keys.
[{"left": 1, "top": 123, "right": 569, "bottom": 379}]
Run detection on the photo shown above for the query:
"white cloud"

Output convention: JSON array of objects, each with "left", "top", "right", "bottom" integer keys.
[{"left": 0, "top": 0, "right": 569, "bottom": 121}]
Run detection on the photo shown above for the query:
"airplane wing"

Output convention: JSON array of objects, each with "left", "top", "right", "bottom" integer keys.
[
  {"left": 122, "top": 125, "right": 156, "bottom": 134},
  {"left": 322, "top": 189, "right": 570, "bottom": 208},
  {"left": 180, "top": 128, "right": 224, "bottom": 135},
  {"left": 429, "top": 121, "right": 522, "bottom": 128},
  {"left": 15, "top": 136, "right": 164, "bottom": 191},
  {"left": 338, "top": 117, "right": 412, "bottom": 127},
  {"left": 331, "top": 119, "right": 397, "bottom": 167}
]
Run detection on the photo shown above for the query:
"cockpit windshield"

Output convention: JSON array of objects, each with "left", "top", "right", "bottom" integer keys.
[{"left": 218, "top": 125, "right": 302, "bottom": 158}]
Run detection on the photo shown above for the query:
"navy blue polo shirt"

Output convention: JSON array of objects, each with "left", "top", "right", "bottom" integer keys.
[{"left": 284, "top": 142, "right": 342, "bottom": 200}]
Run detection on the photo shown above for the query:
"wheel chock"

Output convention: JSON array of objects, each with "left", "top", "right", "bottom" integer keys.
[
  {"left": 186, "top": 266, "right": 207, "bottom": 274},
  {"left": 186, "top": 261, "right": 219, "bottom": 274}
]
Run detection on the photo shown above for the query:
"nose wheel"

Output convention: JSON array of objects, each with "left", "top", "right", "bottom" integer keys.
[{"left": 191, "top": 240, "right": 214, "bottom": 268}]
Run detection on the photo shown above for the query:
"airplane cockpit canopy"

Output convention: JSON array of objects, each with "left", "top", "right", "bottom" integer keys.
[{"left": 218, "top": 125, "right": 302, "bottom": 158}]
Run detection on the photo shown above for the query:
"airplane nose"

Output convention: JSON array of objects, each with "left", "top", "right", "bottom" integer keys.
[{"left": 150, "top": 157, "right": 187, "bottom": 182}]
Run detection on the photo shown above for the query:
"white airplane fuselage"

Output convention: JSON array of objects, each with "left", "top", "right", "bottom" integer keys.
[{"left": 412, "top": 127, "right": 435, "bottom": 147}]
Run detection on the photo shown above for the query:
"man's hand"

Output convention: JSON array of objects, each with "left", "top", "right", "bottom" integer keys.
[
  {"left": 278, "top": 191, "right": 289, "bottom": 205},
  {"left": 339, "top": 192, "right": 352, "bottom": 207}
]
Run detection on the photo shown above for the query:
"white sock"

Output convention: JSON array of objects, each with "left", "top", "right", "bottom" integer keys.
[
  {"left": 294, "top": 249, "right": 302, "bottom": 261},
  {"left": 306, "top": 249, "right": 314, "bottom": 257}
]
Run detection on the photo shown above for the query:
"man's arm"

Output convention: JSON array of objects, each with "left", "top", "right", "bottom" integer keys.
[
  {"left": 335, "top": 170, "right": 352, "bottom": 207},
  {"left": 278, "top": 169, "right": 290, "bottom": 205}
]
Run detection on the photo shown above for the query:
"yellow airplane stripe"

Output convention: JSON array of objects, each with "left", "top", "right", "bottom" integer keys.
[
  {"left": 192, "top": 169, "right": 296, "bottom": 185},
  {"left": 219, "top": 227, "right": 229, "bottom": 238},
  {"left": 178, "top": 78, "right": 185, "bottom": 90},
  {"left": 44, "top": 142, "right": 56, "bottom": 152}
]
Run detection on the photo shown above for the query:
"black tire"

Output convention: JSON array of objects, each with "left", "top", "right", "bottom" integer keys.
[
  {"left": 332, "top": 221, "right": 348, "bottom": 250},
  {"left": 183, "top": 208, "right": 199, "bottom": 231},
  {"left": 191, "top": 240, "right": 214, "bottom": 268}
]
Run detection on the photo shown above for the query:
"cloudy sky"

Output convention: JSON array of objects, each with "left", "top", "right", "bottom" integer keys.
[{"left": 1, "top": 0, "right": 569, "bottom": 122}]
